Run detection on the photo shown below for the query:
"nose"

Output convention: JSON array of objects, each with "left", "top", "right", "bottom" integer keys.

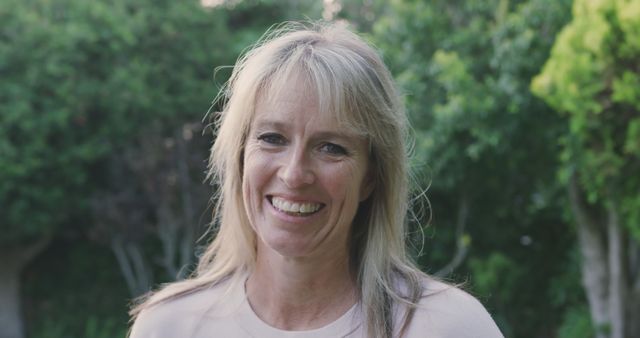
[{"left": 278, "top": 147, "right": 315, "bottom": 188}]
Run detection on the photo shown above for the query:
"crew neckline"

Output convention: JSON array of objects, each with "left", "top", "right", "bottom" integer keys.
[{"left": 236, "top": 279, "right": 361, "bottom": 338}]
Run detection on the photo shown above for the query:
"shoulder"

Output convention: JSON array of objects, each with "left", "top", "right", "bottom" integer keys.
[
  {"left": 129, "top": 278, "right": 243, "bottom": 338},
  {"left": 402, "top": 277, "right": 504, "bottom": 338}
]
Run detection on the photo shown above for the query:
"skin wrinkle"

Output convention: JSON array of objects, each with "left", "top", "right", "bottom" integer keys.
[
  {"left": 243, "top": 88, "right": 370, "bottom": 258},
  {"left": 241, "top": 76, "right": 373, "bottom": 330}
]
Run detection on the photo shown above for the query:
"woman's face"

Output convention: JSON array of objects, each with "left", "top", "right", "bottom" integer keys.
[{"left": 242, "top": 78, "right": 373, "bottom": 261}]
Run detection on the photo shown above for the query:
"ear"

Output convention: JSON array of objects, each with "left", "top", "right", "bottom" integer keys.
[{"left": 359, "top": 168, "right": 375, "bottom": 202}]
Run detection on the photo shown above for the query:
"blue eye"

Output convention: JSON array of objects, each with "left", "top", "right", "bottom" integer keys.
[
  {"left": 257, "top": 133, "right": 286, "bottom": 145},
  {"left": 320, "top": 143, "right": 347, "bottom": 155}
]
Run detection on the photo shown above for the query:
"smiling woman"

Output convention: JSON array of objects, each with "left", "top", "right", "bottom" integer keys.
[
  {"left": 243, "top": 76, "right": 373, "bottom": 260},
  {"left": 128, "top": 21, "right": 504, "bottom": 338}
]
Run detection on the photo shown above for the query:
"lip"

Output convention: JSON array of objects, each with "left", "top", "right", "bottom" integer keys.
[{"left": 266, "top": 194, "right": 326, "bottom": 223}]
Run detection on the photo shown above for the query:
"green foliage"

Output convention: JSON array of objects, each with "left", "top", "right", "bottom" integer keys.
[
  {"left": 24, "top": 240, "right": 130, "bottom": 337},
  {"left": 4, "top": 0, "right": 293, "bottom": 334},
  {"left": 532, "top": 0, "right": 640, "bottom": 234},
  {"left": 469, "top": 252, "right": 523, "bottom": 304},
  {"left": 29, "top": 317, "right": 127, "bottom": 338},
  {"left": 8, "top": 0, "right": 633, "bottom": 337},
  {"left": 468, "top": 252, "right": 523, "bottom": 337},
  {"left": 425, "top": 49, "right": 497, "bottom": 172},
  {"left": 0, "top": 0, "right": 236, "bottom": 245},
  {"left": 367, "top": 0, "right": 576, "bottom": 336},
  {"left": 548, "top": 246, "right": 594, "bottom": 337},
  {"left": 557, "top": 305, "right": 595, "bottom": 338}
]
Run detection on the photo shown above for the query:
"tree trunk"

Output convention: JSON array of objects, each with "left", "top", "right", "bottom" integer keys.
[
  {"left": 0, "top": 237, "right": 51, "bottom": 338},
  {"left": 629, "top": 238, "right": 640, "bottom": 337},
  {"left": 0, "top": 264, "right": 23, "bottom": 338},
  {"left": 606, "top": 204, "right": 625, "bottom": 338},
  {"left": 568, "top": 173, "right": 640, "bottom": 338},
  {"left": 628, "top": 289, "right": 640, "bottom": 338},
  {"left": 569, "top": 173, "right": 610, "bottom": 338}
]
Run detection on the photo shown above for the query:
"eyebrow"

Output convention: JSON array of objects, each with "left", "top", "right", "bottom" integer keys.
[
  {"left": 253, "top": 119, "right": 361, "bottom": 142},
  {"left": 252, "top": 120, "right": 286, "bottom": 131}
]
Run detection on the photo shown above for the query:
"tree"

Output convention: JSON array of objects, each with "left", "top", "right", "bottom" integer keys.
[
  {"left": 532, "top": 1, "right": 640, "bottom": 337},
  {"left": 90, "top": 122, "right": 211, "bottom": 297},
  {"left": 365, "top": 0, "right": 576, "bottom": 336},
  {"left": 4, "top": 0, "right": 329, "bottom": 335},
  {"left": 0, "top": 0, "right": 234, "bottom": 335},
  {"left": 0, "top": 1, "right": 127, "bottom": 336},
  {"left": 82, "top": 0, "right": 318, "bottom": 298}
]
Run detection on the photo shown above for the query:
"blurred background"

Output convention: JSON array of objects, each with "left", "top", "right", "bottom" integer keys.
[{"left": 1, "top": 0, "right": 639, "bottom": 337}]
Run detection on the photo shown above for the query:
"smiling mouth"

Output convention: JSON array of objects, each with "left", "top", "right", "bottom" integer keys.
[{"left": 268, "top": 196, "right": 325, "bottom": 216}]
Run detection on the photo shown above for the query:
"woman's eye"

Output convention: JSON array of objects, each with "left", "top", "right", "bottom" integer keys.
[
  {"left": 319, "top": 143, "right": 347, "bottom": 156},
  {"left": 257, "top": 133, "right": 286, "bottom": 145}
]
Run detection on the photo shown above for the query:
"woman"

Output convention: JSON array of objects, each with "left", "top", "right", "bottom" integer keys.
[{"left": 129, "top": 22, "right": 503, "bottom": 338}]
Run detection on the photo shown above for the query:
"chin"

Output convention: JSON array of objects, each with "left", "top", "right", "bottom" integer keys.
[{"left": 260, "top": 234, "right": 316, "bottom": 258}]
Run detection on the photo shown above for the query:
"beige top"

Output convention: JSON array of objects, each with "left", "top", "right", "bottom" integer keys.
[{"left": 130, "top": 277, "right": 504, "bottom": 338}]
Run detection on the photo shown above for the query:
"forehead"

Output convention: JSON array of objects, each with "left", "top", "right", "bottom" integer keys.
[
  {"left": 250, "top": 68, "right": 369, "bottom": 141},
  {"left": 253, "top": 76, "right": 340, "bottom": 131},
  {"left": 258, "top": 78, "right": 317, "bottom": 113},
  {"left": 256, "top": 71, "right": 316, "bottom": 110}
]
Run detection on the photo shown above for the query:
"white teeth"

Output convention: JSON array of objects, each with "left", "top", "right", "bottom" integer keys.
[{"left": 272, "top": 197, "right": 322, "bottom": 214}]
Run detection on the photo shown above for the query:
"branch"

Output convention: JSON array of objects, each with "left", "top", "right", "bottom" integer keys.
[
  {"left": 176, "top": 127, "right": 196, "bottom": 277},
  {"left": 126, "top": 242, "right": 152, "bottom": 295},
  {"left": 18, "top": 234, "right": 52, "bottom": 268},
  {"left": 111, "top": 237, "right": 153, "bottom": 298},
  {"left": 435, "top": 195, "right": 470, "bottom": 278},
  {"left": 111, "top": 237, "right": 138, "bottom": 298},
  {"left": 157, "top": 204, "right": 179, "bottom": 279},
  {"left": 1, "top": 234, "right": 53, "bottom": 273}
]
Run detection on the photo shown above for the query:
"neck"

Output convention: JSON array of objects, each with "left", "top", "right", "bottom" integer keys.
[{"left": 245, "top": 243, "right": 357, "bottom": 330}]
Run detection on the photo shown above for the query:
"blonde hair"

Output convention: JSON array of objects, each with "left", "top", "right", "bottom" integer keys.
[{"left": 130, "top": 21, "right": 424, "bottom": 338}]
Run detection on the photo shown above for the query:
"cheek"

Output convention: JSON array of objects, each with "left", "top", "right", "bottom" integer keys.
[
  {"left": 242, "top": 148, "right": 272, "bottom": 232},
  {"left": 242, "top": 147, "right": 267, "bottom": 203},
  {"left": 325, "top": 162, "right": 367, "bottom": 204}
]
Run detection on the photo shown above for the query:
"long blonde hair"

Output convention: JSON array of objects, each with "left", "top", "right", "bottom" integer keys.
[{"left": 130, "top": 21, "right": 424, "bottom": 338}]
